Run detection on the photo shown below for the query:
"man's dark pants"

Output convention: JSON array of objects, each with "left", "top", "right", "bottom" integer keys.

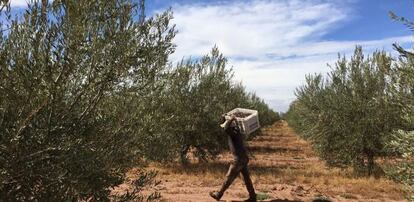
[
  {"left": 218, "top": 155, "right": 256, "bottom": 198},
  {"left": 213, "top": 123, "right": 256, "bottom": 200}
]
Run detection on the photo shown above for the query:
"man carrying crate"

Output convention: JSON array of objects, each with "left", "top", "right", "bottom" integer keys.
[{"left": 209, "top": 114, "right": 257, "bottom": 202}]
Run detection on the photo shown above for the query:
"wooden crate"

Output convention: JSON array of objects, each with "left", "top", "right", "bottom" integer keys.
[{"left": 227, "top": 108, "right": 260, "bottom": 135}]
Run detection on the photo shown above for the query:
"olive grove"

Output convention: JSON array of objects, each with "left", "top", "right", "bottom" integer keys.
[{"left": 0, "top": 0, "right": 279, "bottom": 200}]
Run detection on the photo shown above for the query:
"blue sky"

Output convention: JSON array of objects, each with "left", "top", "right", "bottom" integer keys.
[
  {"left": 7, "top": 0, "right": 414, "bottom": 112},
  {"left": 147, "top": 0, "right": 414, "bottom": 42},
  {"left": 325, "top": 0, "right": 414, "bottom": 40}
]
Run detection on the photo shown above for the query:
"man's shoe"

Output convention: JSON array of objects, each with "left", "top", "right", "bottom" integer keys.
[{"left": 209, "top": 191, "right": 222, "bottom": 201}]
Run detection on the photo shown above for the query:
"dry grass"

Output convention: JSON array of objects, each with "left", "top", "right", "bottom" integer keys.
[{"left": 119, "top": 121, "right": 407, "bottom": 201}]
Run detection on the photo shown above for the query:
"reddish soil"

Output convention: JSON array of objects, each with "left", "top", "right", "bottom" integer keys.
[{"left": 114, "top": 121, "right": 407, "bottom": 202}]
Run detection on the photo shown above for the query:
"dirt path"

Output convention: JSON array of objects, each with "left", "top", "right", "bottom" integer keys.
[{"left": 117, "top": 121, "right": 407, "bottom": 202}]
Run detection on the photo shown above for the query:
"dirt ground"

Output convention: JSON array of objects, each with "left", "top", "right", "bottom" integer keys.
[{"left": 115, "top": 121, "right": 408, "bottom": 202}]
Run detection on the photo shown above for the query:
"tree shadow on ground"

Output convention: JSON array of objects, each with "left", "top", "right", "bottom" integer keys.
[
  {"left": 248, "top": 146, "right": 300, "bottom": 154},
  {"left": 160, "top": 161, "right": 302, "bottom": 177}
]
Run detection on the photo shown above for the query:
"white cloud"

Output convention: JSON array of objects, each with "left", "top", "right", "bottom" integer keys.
[
  {"left": 7, "top": 0, "right": 53, "bottom": 7},
  {"left": 169, "top": 0, "right": 413, "bottom": 112},
  {"left": 231, "top": 35, "right": 413, "bottom": 95},
  {"left": 9, "top": 0, "right": 29, "bottom": 7},
  {"left": 171, "top": 0, "right": 349, "bottom": 61}
]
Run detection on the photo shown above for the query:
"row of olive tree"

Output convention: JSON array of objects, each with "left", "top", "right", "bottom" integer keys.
[
  {"left": 286, "top": 47, "right": 403, "bottom": 175},
  {"left": 0, "top": 0, "right": 279, "bottom": 200},
  {"left": 156, "top": 47, "right": 279, "bottom": 164},
  {"left": 285, "top": 14, "right": 414, "bottom": 198}
]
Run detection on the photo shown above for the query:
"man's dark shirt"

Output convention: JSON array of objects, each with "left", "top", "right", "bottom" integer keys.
[{"left": 225, "top": 125, "right": 249, "bottom": 161}]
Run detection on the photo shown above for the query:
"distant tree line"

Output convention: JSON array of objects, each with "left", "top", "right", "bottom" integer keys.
[
  {"left": 285, "top": 12, "right": 413, "bottom": 200},
  {"left": 0, "top": 0, "right": 279, "bottom": 201}
]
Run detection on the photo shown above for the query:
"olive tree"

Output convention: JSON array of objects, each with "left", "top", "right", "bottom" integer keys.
[
  {"left": 288, "top": 47, "right": 402, "bottom": 175},
  {"left": 161, "top": 47, "right": 241, "bottom": 164},
  {"left": 0, "top": 0, "right": 174, "bottom": 200},
  {"left": 381, "top": 13, "right": 414, "bottom": 199},
  {"left": 161, "top": 47, "right": 279, "bottom": 164}
]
